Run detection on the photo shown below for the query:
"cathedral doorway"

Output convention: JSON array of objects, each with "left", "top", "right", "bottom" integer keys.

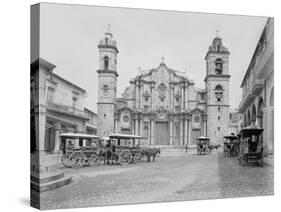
[
  {"left": 155, "top": 121, "right": 169, "bottom": 145},
  {"left": 191, "top": 129, "right": 201, "bottom": 145}
]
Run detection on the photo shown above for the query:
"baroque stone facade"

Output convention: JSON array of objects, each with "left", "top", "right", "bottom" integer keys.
[
  {"left": 97, "top": 30, "right": 231, "bottom": 146},
  {"left": 239, "top": 18, "right": 274, "bottom": 155}
]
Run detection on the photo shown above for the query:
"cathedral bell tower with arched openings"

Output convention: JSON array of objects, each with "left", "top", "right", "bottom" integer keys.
[
  {"left": 205, "top": 33, "right": 230, "bottom": 145},
  {"left": 97, "top": 26, "right": 119, "bottom": 136}
]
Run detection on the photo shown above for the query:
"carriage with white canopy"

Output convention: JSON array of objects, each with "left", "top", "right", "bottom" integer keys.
[{"left": 59, "top": 133, "right": 100, "bottom": 168}]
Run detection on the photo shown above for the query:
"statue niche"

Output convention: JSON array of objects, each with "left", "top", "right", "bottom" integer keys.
[{"left": 157, "top": 83, "right": 167, "bottom": 103}]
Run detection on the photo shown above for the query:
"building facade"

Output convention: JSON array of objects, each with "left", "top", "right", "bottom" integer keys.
[
  {"left": 45, "top": 72, "right": 90, "bottom": 152},
  {"left": 84, "top": 108, "right": 98, "bottom": 135},
  {"left": 97, "top": 30, "right": 231, "bottom": 146},
  {"left": 228, "top": 109, "right": 243, "bottom": 135},
  {"left": 31, "top": 58, "right": 98, "bottom": 154},
  {"left": 239, "top": 18, "right": 274, "bottom": 155}
]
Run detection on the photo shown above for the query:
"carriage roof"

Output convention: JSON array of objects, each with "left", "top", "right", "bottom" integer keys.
[
  {"left": 224, "top": 135, "right": 239, "bottom": 140},
  {"left": 59, "top": 133, "right": 100, "bottom": 139},
  {"left": 240, "top": 127, "right": 264, "bottom": 137},
  {"left": 196, "top": 136, "right": 210, "bottom": 140},
  {"left": 109, "top": 134, "right": 145, "bottom": 140}
]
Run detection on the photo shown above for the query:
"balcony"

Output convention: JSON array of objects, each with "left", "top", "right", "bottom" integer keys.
[
  {"left": 46, "top": 101, "right": 88, "bottom": 120},
  {"left": 239, "top": 79, "right": 264, "bottom": 113}
]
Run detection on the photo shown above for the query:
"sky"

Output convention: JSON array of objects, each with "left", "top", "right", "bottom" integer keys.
[{"left": 38, "top": 3, "right": 267, "bottom": 112}]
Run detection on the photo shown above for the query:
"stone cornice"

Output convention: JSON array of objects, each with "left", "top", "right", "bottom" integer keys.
[
  {"left": 207, "top": 104, "right": 230, "bottom": 107},
  {"left": 46, "top": 107, "right": 89, "bottom": 121},
  {"left": 97, "top": 44, "right": 119, "bottom": 53},
  {"left": 205, "top": 50, "right": 230, "bottom": 60},
  {"left": 97, "top": 69, "right": 119, "bottom": 77},
  {"left": 204, "top": 74, "right": 231, "bottom": 82}
]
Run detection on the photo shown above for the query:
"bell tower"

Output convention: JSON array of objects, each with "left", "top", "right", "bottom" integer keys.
[
  {"left": 205, "top": 32, "right": 230, "bottom": 145},
  {"left": 97, "top": 25, "right": 119, "bottom": 136}
]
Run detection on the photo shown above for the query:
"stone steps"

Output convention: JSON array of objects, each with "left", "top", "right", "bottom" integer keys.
[
  {"left": 31, "top": 172, "right": 72, "bottom": 192},
  {"left": 159, "top": 146, "right": 196, "bottom": 156}
]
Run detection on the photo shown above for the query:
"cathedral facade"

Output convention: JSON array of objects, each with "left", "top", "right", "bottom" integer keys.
[{"left": 97, "top": 30, "right": 230, "bottom": 146}]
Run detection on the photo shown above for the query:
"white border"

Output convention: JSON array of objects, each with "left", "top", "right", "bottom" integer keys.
[{"left": 0, "top": 0, "right": 279, "bottom": 211}]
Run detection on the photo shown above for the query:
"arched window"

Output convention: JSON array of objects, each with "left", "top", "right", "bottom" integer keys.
[
  {"left": 215, "top": 58, "right": 223, "bottom": 74},
  {"left": 104, "top": 56, "right": 109, "bottom": 70},
  {"left": 105, "top": 38, "right": 108, "bottom": 45},
  {"left": 217, "top": 44, "right": 221, "bottom": 51},
  {"left": 215, "top": 85, "right": 223, "bottom": 102}
]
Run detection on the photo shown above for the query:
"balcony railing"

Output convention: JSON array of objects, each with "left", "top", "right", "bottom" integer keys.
[
  {"left": 46, "top": 101, "right": 86, "bottom": 118},
  {"left": 239, "top": 79, "right": 264, "bottom": 113}
]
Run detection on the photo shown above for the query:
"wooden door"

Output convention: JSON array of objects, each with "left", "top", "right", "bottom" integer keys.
[
  {"left": 155, "top": 122, "right": 169, "bottom": 145},
  {"left": 192, "top": 129, "right": 201, "bottom": 145}
]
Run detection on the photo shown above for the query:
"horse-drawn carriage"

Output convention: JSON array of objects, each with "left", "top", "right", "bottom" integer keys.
[
  {"left": 223, "top": 134, "right": 239, "bottom": 157},
  {"left": 102, "top": 134, "right": 161, "bottom": 164},
  {"left": 196, "top": 136, "right": 210, "bottom": 155},
  {"left": 59, "top": 133, "right": 101, "bottom": 168},
  {"left": 105, "top": 134, "right": 145, "bottom": 166},
  {"left": 238, "top": 127, "right": 264, "bottom": 167},
  {"left": 59, "top": 133, "right": 160, "bottom": 168}
]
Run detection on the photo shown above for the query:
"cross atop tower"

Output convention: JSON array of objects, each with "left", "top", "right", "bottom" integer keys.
[
  {"left": 107, "top": 24, "right": 111, "bottom": 33},
  {"left": 216, "top": 29, "right": 219, "bottom": 37}
]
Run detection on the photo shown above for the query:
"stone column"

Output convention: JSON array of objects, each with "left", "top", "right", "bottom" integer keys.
[
  {"left": 140, "top": 119, "right": 143, "bottom": 137},
  {"left": 31, "top": 60, "right": 55, "bottom": 175},
  {"left": 185, "top": 82, "right": 188, "bottom": 110},
  {"left": 169, "top": 119, "right": 173, "bottom": 145},
  {"left": 147, "top": 121, "right": 151, "bottom": 145},
  {"left": 184, "top": 119, "right": 188, "bottom": 145},
  {"left": 151, "top": 119, "right": 154, "bottom": 145},
  {"left": 54, "top": 122, "right": 61, "bottom": 152},
  {"left": 169, "top": 85, "right": 172, "bottom": 109},
  {"left": 135, "top": 118, "right": 139, "bottom": 135},
  {"left": 114, "top": 119, "right": 118, "bottom": 133},
  {"left": 263, "top": 107, "right": 274, "bottom": 155},
  {"left": 204, "top": 120, "right": 207, "bottom": 136},
  {"left": 188, "top": 120, "right": 192, "bottom": 145},
  {"left": 171, "top": 85, "right": 174, "bottom": 110},
  {"left": 34, "top": 104, "right": 47, "bottom": 173},
  {"left": 131, "top": 118, "right": 135, "bottom": 135},
  {"left": 136, "top": 82, "right": 139, "bottom": 109},
  {"left": 181, "top": 85, "right": 184, "bottom": 110},
  {"left": 151, "top": 84, "right": 154, "bottom": 110},
  {"left": 180, "top": 118, "right": 184, "bottom": 145},
  {"left": 140, "top": 82, "right": 143, "bottom": 110}
]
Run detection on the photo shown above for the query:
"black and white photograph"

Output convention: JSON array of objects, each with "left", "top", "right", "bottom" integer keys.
[{"left": 30, "top": 2, "right": 274, "bottom": 210}]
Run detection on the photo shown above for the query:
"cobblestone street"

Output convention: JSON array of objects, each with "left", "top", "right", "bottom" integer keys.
[{"left": 39, "top": 151, "right": 274, "bottom": 210}]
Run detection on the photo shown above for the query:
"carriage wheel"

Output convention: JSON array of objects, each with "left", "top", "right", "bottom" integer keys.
[
  {"left": 133, "top": 153, "right": 142, "bottom": 163},
  {"left": 69, "top": 151, "right": 85, "bottom": 168},
  {"left": 61, "top": 155, "right": 72, "bottom": 168},
  {"left": 88, "top": 154, "right": 100, "bottom": 167},
  {"left": 118, "top": 150, "right": 132, "bottom": 166}
]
